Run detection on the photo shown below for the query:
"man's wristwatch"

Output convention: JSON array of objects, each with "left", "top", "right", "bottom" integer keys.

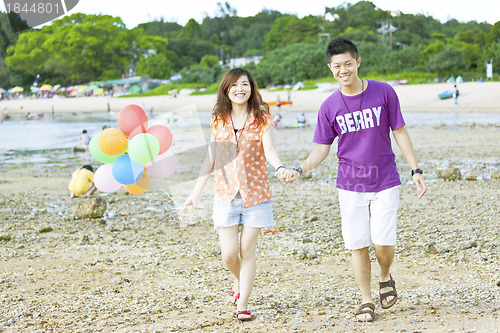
[
  {"left": 293, "top": 166, "right": 303, "bottom": 176},
  {"left": 411, "top": 168, "right": 423, "bottom": 176}
]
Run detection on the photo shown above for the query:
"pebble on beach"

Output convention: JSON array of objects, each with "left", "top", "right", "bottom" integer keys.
[{"left": 0, "top": 123, "right": 498, "bottom": 332}]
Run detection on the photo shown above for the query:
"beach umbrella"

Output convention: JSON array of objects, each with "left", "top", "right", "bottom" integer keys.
[
  {"left": 40, "top": 84, "right": 52, "bottom": 91},
  {"left": 93, "top": 88, "right": 105, "bottom": 96},
  {"left": 0, "top": 88, "right": 5, "bottom": 94},
  {"left": 78, "top": 85, "right": 90, "bottom": 94},
  {"left": 11, "top": 86, "right": 23, "bottom": 93},
  {"left": 129, "top": 85, "right": 142, "bottom": 93}
]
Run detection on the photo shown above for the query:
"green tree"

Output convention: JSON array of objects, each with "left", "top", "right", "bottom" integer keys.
[
  {"left": 5, "top": 13, "right": 167, "bottom": 85},
  {"left": 167, "top": 37, "right": 217, "bottom": 71},
  {"left": 254, "top": 42, "right": 326, "bottom": 85},
  {"left": 264, "top": 16, "right": 295, "bottom": 50},
  {"left": 137, "top": 19, "right": 182, "bottom": 39},
  {"left": 199, "top": 55, "right": 219, "bottom": 68},
  {"left": 281, "top": 16, "right": 322, "bottom": 45},
  {"left": 136, "top": 53, "right": 172, "bottom": 79},
  {"left": 326, "top": 1, "right": 391, "bottom": 33},
  {"left": 0, "top": 13, "right": 21, "bottom": 87},
  {"left": 427, "top": 46, "right": 467, "bottom": 78},
  {"left": 6, "top": 13, "right": 132, "bottom": 85},
  {"left": 178, "top": 18, "right": 203, "bottom": 39}
]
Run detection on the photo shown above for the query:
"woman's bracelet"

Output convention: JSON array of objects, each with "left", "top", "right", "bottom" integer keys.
[{"left": 276, "top": 165, "right": 286, "bottom": 172}]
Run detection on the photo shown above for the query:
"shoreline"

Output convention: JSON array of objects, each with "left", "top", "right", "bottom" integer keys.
[{"left": 2, "top": 81, "right": 500, "bottom": 115}]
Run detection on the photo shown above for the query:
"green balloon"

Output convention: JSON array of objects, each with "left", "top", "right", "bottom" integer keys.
[
  {"left": 89, "top": 135, "right": 123, "bottom": 164},
  {"left": 128, "top": 133, "right": 160, "bottom": 164}
]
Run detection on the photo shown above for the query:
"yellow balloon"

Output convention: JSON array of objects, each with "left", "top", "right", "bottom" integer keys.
[
  {"left": 97, "top": 128, "right": 127, "bottom": 156},
  {"left": 123, "top": 170, "right": 151, "bottom": 194}
]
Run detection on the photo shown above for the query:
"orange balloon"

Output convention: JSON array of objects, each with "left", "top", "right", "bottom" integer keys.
[
  {"left": 97, "top": 128, "right": 127, "bottom": 156},
  {"left": 123, "top": 170, "right": 151, "bottom": 194}
]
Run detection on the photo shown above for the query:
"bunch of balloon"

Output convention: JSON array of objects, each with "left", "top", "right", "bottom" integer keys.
[{"left": 90, "top": 104, "right": 178, "bottom": 194}]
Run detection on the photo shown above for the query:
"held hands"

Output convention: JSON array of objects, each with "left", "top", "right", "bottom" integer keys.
[{"left": 275, "top": 168, "right": 300, "bottom": 183}]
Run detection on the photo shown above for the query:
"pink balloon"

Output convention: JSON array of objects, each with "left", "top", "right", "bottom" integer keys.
[
  {"left": 146, "top": 151, "right": 177, "bottom": 178},
  {"left": 146, "top": 125, "right": 173, "bottom": 155},
  {"left": 118, "top": 104, "right": 148, "bottom": 138},
  {"left": 94, "top": 164, "right": 122, "bottom": 192},
  {"left": 128, "top": 126, "right": 146, "bottom": 139}
]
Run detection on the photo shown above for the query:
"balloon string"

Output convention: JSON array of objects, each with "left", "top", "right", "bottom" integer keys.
[{"left": 159, "top": 186, "right": 182, "bottom": 209}]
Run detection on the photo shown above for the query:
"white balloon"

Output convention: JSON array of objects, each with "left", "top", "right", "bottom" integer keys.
[
  {"left": 94, "top": 164, "right": 122, "bottom": 192},
  {"left": 146, "top": 151, "right": 177, "bottom": 178}
]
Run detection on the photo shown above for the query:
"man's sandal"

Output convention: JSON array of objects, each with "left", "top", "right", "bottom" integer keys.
[
  {"left": 235, "top": 310, "right": 253, "bottom": 321},
  {"left": 354, "top": 303, "right": 375, "bottom": 322},
  {"left": 379, "top": 274, "right": 398, "bottom": 309},
  {"left": 228, "top": 289, "right": 240, "bottom": 305}
]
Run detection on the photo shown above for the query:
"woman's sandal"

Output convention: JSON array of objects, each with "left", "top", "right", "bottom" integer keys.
[
  {"left": 354, "top": 303, "right": 375, "bottom": 322},
  {"left": 379, "top": 274, "right": 398, "bottom": 309},
  {"left": 235, "top": 310, "right": 253, "bottom": 321},
  {"left": 228, "top": 290, "right": 240, "bottom": 305}
]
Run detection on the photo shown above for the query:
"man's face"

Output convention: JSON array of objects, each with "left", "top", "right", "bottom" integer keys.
[{"left": 327, "top": 52, "right": 361, "bottom": 87}]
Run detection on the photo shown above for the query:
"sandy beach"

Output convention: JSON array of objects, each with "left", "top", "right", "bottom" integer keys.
[
  {"left": 2, "top": 81, "right": 500, "bottom": 115},
  {"left": 0, "top": 82, "right": 499, "bottom": 332}
]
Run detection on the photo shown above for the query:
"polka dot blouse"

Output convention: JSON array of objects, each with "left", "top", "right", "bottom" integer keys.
[{"left": 210, "top": 111, "right": 273, "bottom": 208}]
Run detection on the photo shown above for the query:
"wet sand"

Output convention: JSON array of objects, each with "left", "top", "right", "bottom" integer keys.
[{"left": 0, "top": 82, "right": 499, "bottom": 332}]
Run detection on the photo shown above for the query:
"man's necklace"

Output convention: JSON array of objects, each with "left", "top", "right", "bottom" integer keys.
[
  {"left": 230, "top": 111, "right": 249, "bottom": 154},
  {"left": 339, "top": 79, "right": 364, "bottom": 132}
]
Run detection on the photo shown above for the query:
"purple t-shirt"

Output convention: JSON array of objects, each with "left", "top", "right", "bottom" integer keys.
[{"left": 313, "top": 80, "right": 405, "bottom": 192}]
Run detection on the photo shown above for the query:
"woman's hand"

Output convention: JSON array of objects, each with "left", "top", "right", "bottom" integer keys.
[{"left": 182, "top": 195, "right": 198, "bottom": 212}]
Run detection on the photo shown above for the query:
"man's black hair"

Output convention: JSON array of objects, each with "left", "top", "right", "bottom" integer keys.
[{"left": 326, "top": 36, "right": 359, "bottom": 62}]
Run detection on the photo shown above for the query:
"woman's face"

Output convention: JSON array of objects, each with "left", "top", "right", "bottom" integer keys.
[{"left": 228, "top": 75, "right": 251, "bottom": 106}]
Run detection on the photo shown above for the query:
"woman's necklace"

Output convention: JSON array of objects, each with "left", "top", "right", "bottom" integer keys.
[
  {"left": 229, "top": 111, "right": 250, "bottom": 154},
  {"left": 339, "top": 79, "right": 364, "bottom": 132}
]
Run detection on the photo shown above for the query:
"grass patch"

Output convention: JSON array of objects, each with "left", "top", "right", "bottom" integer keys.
[{"left": 118, "top": 83, "right": 206, "bottom": 98}]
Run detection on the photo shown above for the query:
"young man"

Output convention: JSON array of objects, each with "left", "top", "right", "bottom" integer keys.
[{"left": 285, "top": 37, "right": 426, "bottom": 322}]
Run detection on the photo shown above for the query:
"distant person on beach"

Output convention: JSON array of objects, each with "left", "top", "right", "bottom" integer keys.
[
  {"left": 102, "top": 125, "right": 108, "bottom": 130},
  {"left": 453, "top": 84, "right": 459, "bottom": 106},
  {"left": 272, "top": 112, "right": 282, "bottom": 128},
  {"left": 167, "top": 114, "right": 177, "bottom": 129},
  {"left": 69, "top": 165, "right": 96, "bottom": 198},
  {"left": 182, "top": 68, "right": 287, "bottom": 321},
  {"left": 79, "top": 130, "right": 91, "bottom": 147},
  {"left": 282, "top": 37, "right": 427, "bottom": 322},
  {"left": 296, "top": 113, "right": 308, "bottom": 127}
]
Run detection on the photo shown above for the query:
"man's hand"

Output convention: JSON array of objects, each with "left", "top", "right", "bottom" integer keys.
[{"left": 413, "top": 174, "right": 427, "bottom": 198}]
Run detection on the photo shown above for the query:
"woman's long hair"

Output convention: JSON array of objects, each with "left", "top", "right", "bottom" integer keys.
[{"left": 213, "top": 68, "right": 269, "bottom": 125}]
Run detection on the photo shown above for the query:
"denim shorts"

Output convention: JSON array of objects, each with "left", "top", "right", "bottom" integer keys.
[{"left": 212, "top": 196, "right": 275, "bottom": 229}]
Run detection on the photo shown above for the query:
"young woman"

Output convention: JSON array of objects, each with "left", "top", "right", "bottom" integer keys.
[{"left": 183, "top": 68, "right": 286, "bottom": 321}]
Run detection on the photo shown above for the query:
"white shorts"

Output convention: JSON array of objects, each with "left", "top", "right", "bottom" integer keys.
[
  {"left": 338, "top": 185, "right": 400, "bottom": 250},
  {"left": 212, "top": 196, "right": 275, "bottom": 229}
]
